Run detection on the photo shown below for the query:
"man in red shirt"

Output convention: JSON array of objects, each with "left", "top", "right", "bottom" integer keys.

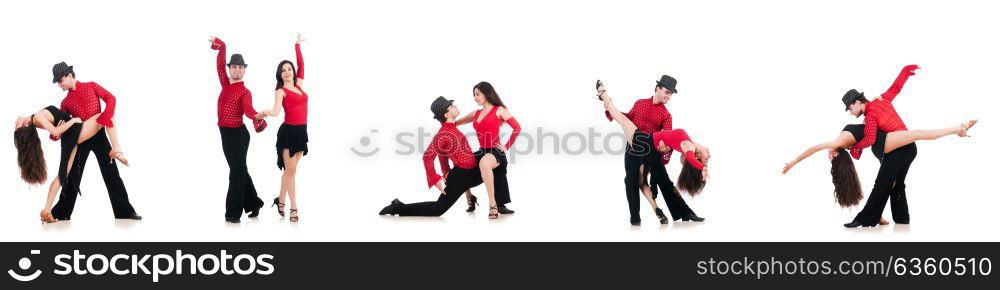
[
  {"left": 601, "top": 75, "right": 704, "bottom": 225},
  {"left": 210, "top": 37, "right": 268, "bottom": 223},
  {"left": 840, "top": 65, "right": 919, "bottom": 228},
  {"left": 379, "top": 97, "right": 483, "bottom": 216},
  {"left": 48, "top": 62, "right": 142, "bottom": 221}
]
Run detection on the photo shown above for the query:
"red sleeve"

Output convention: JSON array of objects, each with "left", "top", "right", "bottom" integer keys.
[
  {"left": 239, "top": 89, "right": 258, "bottom": 120},
  {"left": 212, "top": 38, "right": 230, "bottom": 87},
  {"left": 295, "top": 43, "right": 304, "bottom": 79},
  {"left": 880, "top": 64, "right": 919, "bottom": 102},
  {"left": 438, "top": 154, "right": 451, "bottom": 180},
  {"left": 423, "top": 134, "right": 444, "bottom": 188},
  {"left": 92, "top": 83, "right": 116, "bottom": 127},
  {"left": 850, "top": 114, "right": 878, "bottom": 160},
  {"left": 684, "top": 151, "right": 705, "bottom": 171},
  {"left": 504, "top": 117, "right": 521, "bottom": 150}
]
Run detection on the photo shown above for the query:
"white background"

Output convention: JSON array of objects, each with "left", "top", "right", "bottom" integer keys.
[{"left": 1, "top": 0, "right": 996, "bottom": 242}]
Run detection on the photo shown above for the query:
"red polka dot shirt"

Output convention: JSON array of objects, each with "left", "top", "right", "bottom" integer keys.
[
  {"left": 850, "top": 65, "right": 917, "bottom": 159},
  {"left": 212, "top": 38, "right": 261, "bottom": 128},
  {"left": 423, "top": 122, "right": 477, "bottom": 188},
  {"left": 605, "top": 97, "right": 674, "bottom": 164}
]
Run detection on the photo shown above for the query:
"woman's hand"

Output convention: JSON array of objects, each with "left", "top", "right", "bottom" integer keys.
[
  {"left": 70, "top": 117, "right": 83, "bottom": 124},
  {"left": 702, "top": 167, "right": 709, "bottom": 181},
  {"left": 782, "top": 162, "right": 795, "bottom": 174},
  {"left": 827, "top": 149, "right": 839, "bottom": 160},
  {"left": 296, "top": 33, "right": 305, "bottom": 44},
  {"left": 255, "top": 110, "right": 269, "bottom": 120}
]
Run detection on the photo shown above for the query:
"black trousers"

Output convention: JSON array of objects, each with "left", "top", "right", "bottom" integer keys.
[
  {"left": 51, "top": 129, "right": 137, "bottom": 219},
  {"left": 474, "top": 148, "right": 511, "bottom": 205},
  {"left": 397, "top": 167, "right": 484, "bottom": 216},
  {"left": 853, "top": 143, "right": 917, "bottom": 225},
  {"left": 221, "top": 125, "right": 264, "bottom": 219},
  {"left": 646, "top": 150, "right": 696, "bottom": 220}
]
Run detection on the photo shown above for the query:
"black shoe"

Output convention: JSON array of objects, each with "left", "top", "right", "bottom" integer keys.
[
  {"left": 247, "top": 205, "right": 263, "bottom": 218},
  {"left": 674, "top": 212, "right": 705, "bottom": 222},
  {"left": 379, "top": 199, "right": 403, "bottom": 215},
  {"left": 844, "top": 220, "right": 878, "bottom": 228},
  {"left": 497, "top": 204, "right": 515, "bottom": 215},
  {"left": 226, "top": 217, "right": 241, "bottom": 223},
  {"left": 894, "top": 218, "right": 910, "bottom": 225},
  {"left": 655, "top": 208, "right": 669, "bottom": 224},
  {"left": 630, "top": 218, "right": 641, "bottom": 226},
  {"left": 118, "top": 213, "right": 142, "bottom": 220},
  {"left": 466, "top": 195, "right": 478, "bottom": 213}
]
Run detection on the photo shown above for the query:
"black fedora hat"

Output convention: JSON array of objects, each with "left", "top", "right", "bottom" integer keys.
[
  {"left": 227, "top": 54, "right": 247, "bottom": 67},
  {"left": 430, "top": 96, "right": 455, "bottom": 118},
  {"left": 842, "top": 89, "right": 865, "bottom": 111},
  {"left": 52, "top": 61, "right": 74, "bottom": 83},
  {"left": 655, "top": 75, "right": 678, "bottom": 94}
]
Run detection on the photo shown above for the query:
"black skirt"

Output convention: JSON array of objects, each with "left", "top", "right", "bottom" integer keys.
[
  {"left": 474, "top": 147, "right": 512, "bottom": 204},
  {"left": 276, "top": 124, "right": 309, "bottom": 170}
]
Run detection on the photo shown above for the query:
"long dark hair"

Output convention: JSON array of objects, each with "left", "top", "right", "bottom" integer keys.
[
  {"left": 14, "top": 126, "right": 46, "bottom": 185},
  {"left": 274, "top": 60, "right": 298, "bottom": 90},
  {"left": 830, "top": 148, "right": 864, "bottom": 207},
  {"left": 473, "top": 81, "right": 506, "bottom": 108},
  {"left": 677, "top": 158, "right": 706, "bottom": 196}
]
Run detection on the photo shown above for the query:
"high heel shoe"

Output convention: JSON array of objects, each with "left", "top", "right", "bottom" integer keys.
[
  {"left": 272, "top": 197, "right": 285, "bottom": 217},
  {"left": 488, "top": 206, "right": 499, "bottom": 220},
  {"left": 596, "top": 80, "right": 606, "bottom": 101},
  {"left": 466, "top": 195, "right": 478, "bottom": 212},
  {"left": 655, "top": 208, "right": 669, "bottom": 224},
  {"left": 289, "top": 209, "right": 299, "bottom": 223}
]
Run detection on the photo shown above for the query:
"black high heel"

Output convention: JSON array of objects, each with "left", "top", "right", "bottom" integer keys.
[
  {"left": 655, "top": 208, "right": 669, "bottom": 224},
  {"left": 596, "top": 80, "right": 605, "bottom": 101},
  {"left": 272, "top": 197, "right": 285, "bottom": 217},
  {"left": 466, "top": 195, "right": 479, "bottom": 212}
]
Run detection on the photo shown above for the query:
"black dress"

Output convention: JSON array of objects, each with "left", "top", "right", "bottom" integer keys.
[
  {"left": 39, "top": 106, "right": 83, "bottom": 196},
  {"left": 843, "top": 124, "right": 888, "bottom": 161}
]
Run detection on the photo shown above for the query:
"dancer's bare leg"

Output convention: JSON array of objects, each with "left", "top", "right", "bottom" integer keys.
[
  {"left": 281, "top": 150, "right": 304, "bottom": 222},
  {"left": 79, "top": 114, "right": 128, "bottom": 165},
  {"left": 884, "top": 120, "right": 977, "bottom": 154},
  {"left": 479, "top": 154, "right": 501, "bottom": 219},
  {"left": 601, "top": 96, "right": 638, "bottom": 144}
]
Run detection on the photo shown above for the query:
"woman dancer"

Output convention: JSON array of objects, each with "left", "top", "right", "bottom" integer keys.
[
  {"left": 599, "top": 89, "right": 710, "bottom": 197},
  {"left": 14, "top": 107, "right": 128, "bottom": 223},
  {"left": 258, "top": 34, "right": 308, "bottom": 223},
  {"left": 455, "top": 82, "right": 521, "bottom": 219},
  {"left": 782, "top": 120, "right": 977, "bottom": 210}
]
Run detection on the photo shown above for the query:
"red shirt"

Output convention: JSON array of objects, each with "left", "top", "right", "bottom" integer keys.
[
  {"left": 281, "top": 43, "right": 308, "bottom": 125},
  {"left": 850, "top": 65, "right": 917, "bottom": 159},
  {"left": 423, "top": 122, "right": 477, "bottom": 188},
  {"left": 472, "top": 106, "right": 521, "bottom": 150},
  {"left": 606, "top": 97, "right": 673, "bottom": 164},
  {"left": 60, "top": 81, "right": 116, "bottom": 127},
  {"left": 212, "top": 38, "right": 260, "bottom": 128}
]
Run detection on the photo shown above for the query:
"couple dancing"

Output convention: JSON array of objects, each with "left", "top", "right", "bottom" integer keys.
[
  {"left": 596, "top": 76, "right": 709, "bottom": 226},
  {"left": 379, "top": 82, "right": 521, "bottom": 219},
  {"left": 209, "top": 34, "right": 311, "bottom": 223},
  {"left": 783, "top": 65, "right": 978, "bottom": 227},
  {"left": 14, "top": 62, "right": 141, "bottom": 223}
]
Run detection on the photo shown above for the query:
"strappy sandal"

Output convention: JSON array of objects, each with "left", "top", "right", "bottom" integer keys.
[
  {"left": 272, "top": 197, "right": 285, "bottom": 217},
  {"left": 289, "top": 209, "right": 299, "bottom": 223},
  {"left": 596, "top": 80, "right": 606, "bottom": 101},
  {"left": 489, "top": 206, "right": 499, "bottom": 220},
  {"left": 466, "top": 195, "right": 479, "bottom": 213}
]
